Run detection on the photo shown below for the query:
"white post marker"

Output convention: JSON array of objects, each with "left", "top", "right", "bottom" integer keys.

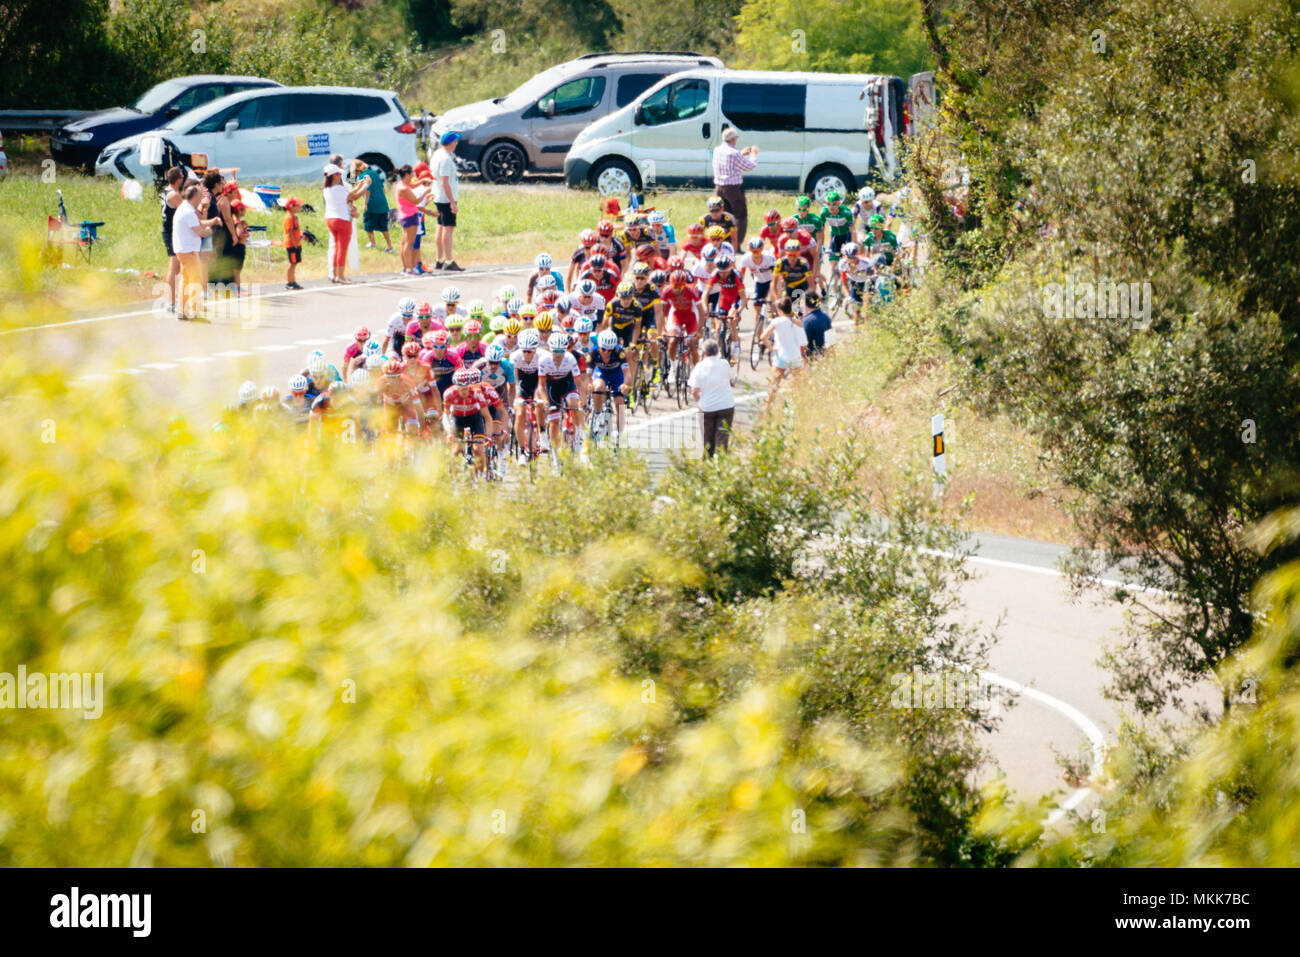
[{"left": 931, "top": 412, "right": 947, "bottom": 495}]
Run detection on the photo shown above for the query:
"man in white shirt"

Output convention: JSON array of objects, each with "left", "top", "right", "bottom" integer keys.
[
  {"left": 760, "top": 296, "right": 807, "bottom": 409},
  {"left": 688, "top": 338, "right": 736, "bottom": 458},
  {"left": 432, "top": 132, "right": 463, "bottom": 271}
]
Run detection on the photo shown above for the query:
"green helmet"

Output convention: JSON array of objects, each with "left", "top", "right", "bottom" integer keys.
[
  {"left": 489, "top": 315, "right": 506, "bottom": 333},
  {"left": 796, "top": 195, "right": 811, "bottom": 208},
  {"left": 868, "top": 214, "right": 886, "bottom": 228},
  {"left": 468, "top": 299, "right": 487, "bottom": 319},
  {"left": 445, "top": 313, "right": 465, "bottom": 330},
  {"left": 826, "top": 189, "right": 841, "bottom": 204}
]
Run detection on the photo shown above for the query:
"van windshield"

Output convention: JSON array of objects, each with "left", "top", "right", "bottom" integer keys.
[{"left": 498, "top": 67, "right": 572, "bottom": 110}]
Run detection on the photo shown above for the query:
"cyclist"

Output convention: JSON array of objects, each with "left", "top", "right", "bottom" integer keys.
[
  {"left": 282, "top": 374, "right": 313, "bottom": 422},
  {"left": 852, "top": 186, "right": 881, "bottom": 234},
  {"left": 303, "top": 352, "right": 331, "bottom": 399},
  {"left": 589, "top": 329, "right": 629, "bottom": 441},
  {"left": 254, "top": 385, "right": 282, "bottom": 421},
  {"left": 604, "top": 280, "right": 644, "bottom": 387},
  {"left": 703, "top": 224, "right": 734, "bottom": 261},
  {"left": 538, "top": 331, "right": 584, "bottom": 457},
  {"left": 632, "top": 242, "right": 668, "bottom": 274},
  {"left": 343, "top": 325, "right": 371, "bottom": 381},
  {"left": 570, "top": 316, "right": 594, "bottom": 403},
  {"left": 421, "top": 328, "right": 463, "bottom": 420},
  {"left": 475, "top": 341, "right": 516, "bottom": 452},
  {"left": 492, "top": 316, "right": 522, "bottom": 356},
  {"left": 595, "top": 219, "right": 626, "bottom": 271},
  {"left": 567, "top": 229, "right": 600, "bottom": 289},
  {"left": 509, "top": 328, "right": 546, "bottom": 462},
  {"left": 382, "top": 296, "right": 417, "bottom": 354},
  {"left": 645, "top": 210, "right": 676, "bottom": 257},
  {"left": 578, "top": 252, "right": 621, "bottom": 302},
  {"left": 632, "top": 266, "right": 664, "bottom": 379},
  {"left": 444, "top": 367, "right": 490, "bottom": 474},
  {"left": 793, "top": 194, "right": 825, "bottom": 247},
  {"left": 863, "top": 213, "right": 899, "bottom": 265},
  {"left": 681, "top": 222, "right": 707, "bottom": 260},
  {"left": 704, "top": 253, "right": 743, "bottom": 352},
  {"left": 757, "top": 209, "right": 784, "bottom": 254},
  {"left": 659, "top": 268, "right": 704, "bottom": 367},
  {"left": 527, "top": 252, "right": 566, "bottom": 301},
  {"left": 693, "top": 245, "right": 718, "bottom": 310},
  {"left": 493, "top": 284, "right": 519, "bottom": 318},
  {"left": 535, "top": 309, "right": 555, "bottom": 349},
  {"left": 619, "top": 214, "right": 649, "bottom": 257},
  {"left": 376, "top": 357, "right": 424, "bottom": 435},
  {"left": 739, "top": 236, "right": 776, "bottom": 327},
  {"left": 433, "top": 285, "right": 462, "bottom": 323},
  {"left": 836, "top": 241, "right": 873, "bottom": 324},
  {"left": 773, "top": 238, "right": 814, "bottom": 301},
  {"left": 570, "top": 279, "right": 606, "bottom": 324},
  {"left": 698, "top": 196, "right": 738, "bottom": 250},
  {"left": 820, "top": 190, "right": 854, "bottom": 288},
  {"left": 405, "top": 344, "right": 437, "bottom": 421},
  {"left": 444, "top": 311, "right": 466, "bottom": 346}
]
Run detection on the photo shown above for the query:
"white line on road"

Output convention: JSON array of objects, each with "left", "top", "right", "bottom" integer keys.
[
  {"left": 295, "top": 339, "right": 335, "bottom": 346},
  {"left": 255, "top": 345, "right": 295, "bottom": 352},
  {"left": 138, "top": 362, "right": 177, "bottom": 370}
]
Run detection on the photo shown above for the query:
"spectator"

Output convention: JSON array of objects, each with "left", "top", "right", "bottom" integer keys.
[
  {"left": 199, "top": 170, "right": 224, "bottom": 286},
  {"left": 322, "top": 162, "right": 369, "bottom": 285},
  {"left": 354, "top": 159, "right": 394, "bottom": 253},
  {"left": 283, "top": 196, "right": 304, "bottom": 290},
  {"left": 712, "top": 126, "right": 758, "bottom": 246},
  {"left": 172, "top": 185, "right": 216, "bottom": 320},
  {"left": 160, "top": 166, "right": 185, "bottom": 314},
  {"left": 394, "top": 165, "right": 433, "bottom": 276},
  {"left": 412, "top": 160, "right": 435, "bottom": 274},
  {"left": 689, "top": 338, "right": 737, "bottom": 458},
  {"left": 432, "top": 131, "right": 463, "bottom": 271},
  {"left": 800, "top": 291, "right": 833, "bottom": 356},
  {"left": 760, "top": 295, "right": 807, "bottom": 409},
  {"left": 217, "top": 181, "right": 246, "bottom": 294}
]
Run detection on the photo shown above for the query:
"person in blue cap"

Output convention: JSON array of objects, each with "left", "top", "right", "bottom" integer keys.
[{"left": 433, "top": 130, "right": 463, "bottom": 271}]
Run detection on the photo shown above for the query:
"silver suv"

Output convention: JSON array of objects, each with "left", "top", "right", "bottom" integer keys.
[{"left": 431, "top": 51, "right": 724, "bottom": 183}]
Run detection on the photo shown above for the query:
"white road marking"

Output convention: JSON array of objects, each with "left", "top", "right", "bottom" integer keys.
[
  {"left": 294, "top": 338, "right": 334, "bottom": 346},
  {"left": 255, "top": 344, "right": 295, "bottom": 352},
  {"left": 139, "top": 362, "right": 177, "bottom": 370}
]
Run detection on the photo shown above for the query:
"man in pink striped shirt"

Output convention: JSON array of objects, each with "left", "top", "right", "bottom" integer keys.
[{"left": 712, "top": 126, "right": 759, "bottom": 245}]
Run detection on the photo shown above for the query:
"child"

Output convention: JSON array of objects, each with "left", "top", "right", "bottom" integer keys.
[
  {"left": 411, "top": 161, "right": 435, "bottom": 275},
  {"left": 283, "top": 196, "right": 304, "bottom": 290}
]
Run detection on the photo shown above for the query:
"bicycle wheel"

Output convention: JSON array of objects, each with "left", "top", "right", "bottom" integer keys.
[{"left": 749, "top": 312, "right": 765, "bottom": 370}]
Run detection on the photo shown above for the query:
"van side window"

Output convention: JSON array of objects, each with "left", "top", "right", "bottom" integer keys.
[
  {"left": 292, "top": 93, "right": 348, "bottom": 125},
  {"left": 541, "top": 76, "right": 607, "bottom": 117},
  {"left": 721, "top": 82, "right": 806, "bottom": 131},
  {"left": 616, "top": 73, "right": 665, "bottom": 108},
  {"left": 233, "top": 94, "right": 291, "bottom": 129},
  {"left": 187, "top": 101, "right": 244, "bottom": 135},
  {"left": 640, "top": 79, "right": 709, "bottom": 126},
  {"left": 347, "top": 96, "right": 388, "bottom": 121}
]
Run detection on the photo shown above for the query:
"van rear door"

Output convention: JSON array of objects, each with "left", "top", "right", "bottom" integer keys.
[
  {"left": 716, "top": 80, "right": 806, "bottom": 189},
  {"left": 804, "top": 81, "right": 877, "bottom": 187}
]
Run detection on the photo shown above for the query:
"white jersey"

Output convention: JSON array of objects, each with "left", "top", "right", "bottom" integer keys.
[
  {"left": 538, "top": 350, "right": 579, "bottom": 381},
  {"left": 692, "top": 262, "right": 715, "bottom": 294},
  {"left": 432, "top": 303, "right": 461, "bottom": 322},
  {"left": 839, "top": 254, "right": 874, "bottom": 284},
  {"left": 701, "top": 241, "right": 734, "bottom": 261},
  {"left": 510, "top": 347, "right": 541, "bottom": 376},
  {"left": 386, "top": 312, "right": 411, "bottom": 339},
  {"left": 571, "top": 293, "right": 605, "bottom": 320},
  {"left": 740, "top": 252, "right": 775, "bottom": 284}
]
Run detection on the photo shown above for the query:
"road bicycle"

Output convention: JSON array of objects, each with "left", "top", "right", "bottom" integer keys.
[
  {"left": 453, "top": 427, "right": 498, "bottom": 481},
  {"left": 708, "top": 307, "right": 742, "bottom": 385},
  {"left": 749, "top": 298, "right": 775, "bottom": 370},
  {"left": 588, "top": 383, "right": 624, "bottom": 455},
  {"left": 662, "top": 332, "right": 697, "bottom": 410}
]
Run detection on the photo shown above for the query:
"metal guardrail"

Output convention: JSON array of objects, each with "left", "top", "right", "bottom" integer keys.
[{"left": 0, "top": 110, "right": 88, "bottom": 131}]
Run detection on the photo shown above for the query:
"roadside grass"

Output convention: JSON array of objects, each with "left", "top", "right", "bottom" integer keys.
[
  {"left": 776, "top": 313, "right": 1079, "bottom": 545},
  {"left": 0, "top": 146, "right": 792, "bottom": 321}
]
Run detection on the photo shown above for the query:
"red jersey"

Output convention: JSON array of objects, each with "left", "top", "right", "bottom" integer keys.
[
  {"left": 476, "top": 383, "right": 504, "bottom": 409},
  {"left": 443, "top": 385, "right": 486, "bottom": 417},
  {"left": 659, "top": 283, "right": 701, "bottom": 316},
  {"left": 758, "top": 224, "right": 783, "bottom": 250},
  {"left": 681, "top": 239, "right": 705, "bottom": 259},
  {"left": 705, "top": 269, "right": 743, "bottom": 309},
  {"left": 579, "top": 265, "right": 622, "bottom": 302}
]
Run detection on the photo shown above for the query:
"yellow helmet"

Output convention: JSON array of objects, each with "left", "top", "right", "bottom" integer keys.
[
  {"left": 535, "top": 311, "right": 554, "bottom": 332},
  {"left": 706, "top": 225, "right": 727, "bottom": 243},
  {"left": 504, "top": 318, "right": 523, "bottom": 335}
]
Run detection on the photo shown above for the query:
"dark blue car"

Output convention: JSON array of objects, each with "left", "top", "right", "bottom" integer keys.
[{"left": 50, "top": 74, "right": 281, "bottom": 170}]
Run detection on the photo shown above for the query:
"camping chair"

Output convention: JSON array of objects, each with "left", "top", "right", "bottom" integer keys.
[
  {"left": 245, "top": 224, "right": 273, "bottom": 267},
  {"left": 45, "top": 215, "right": 105, "bottom": 265}
]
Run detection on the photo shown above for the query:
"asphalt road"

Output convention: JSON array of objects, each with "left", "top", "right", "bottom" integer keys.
[{"left": 14, "top": 263, "right": 1205, "bottom": 820}]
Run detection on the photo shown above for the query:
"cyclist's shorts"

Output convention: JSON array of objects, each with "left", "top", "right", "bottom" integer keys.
[
  {"left": 485, "top": 401, "right": 507, "bottom": 422},
  {"left": 639, "top": 306, "right": 657, "bottom": 330},
  {"left": 593, "top": 367, "right": 624, "bottom": 394},
  {"left": 545, "top": 378, "right": 578, "bottom": 412},
  {"left": 452, "top": 411, "right": 486, "bottom": 438},
  {"left": 752, "top": 280, "right": 771, "bottom": 301},
  {"left": 847, "top": 279, "right": 867, "bottom": 303},
  {"left": 668, "top": 311, "right": 698, "bottom": 337},
  {"left": 827, "top": 233, "right": 848, "bottom": 257},
  {"left": 612, "top": 323, "right": 636, "bottom": 348},
  {"left": 716, "top": 291, "right": 741, "bottom": 314},
  {"left": 516, "top": 372, "right": 539, "bottom": 401},
  {"left": 706, "top": 290, "right": 720, "bottom": 311},
  {"left": 435, "top": 373, "right": 455, "bottom": 395}
]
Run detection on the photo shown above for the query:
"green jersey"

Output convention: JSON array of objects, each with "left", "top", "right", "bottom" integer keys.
[
  {"left": 820, "top": 203, "right": 853, "bottom": 236},
  {"left": 865, "top": 229, "right": 899, "bottom": 264},
  {"left": 795, "top": 209, "right": 824, "bottom": 233}
]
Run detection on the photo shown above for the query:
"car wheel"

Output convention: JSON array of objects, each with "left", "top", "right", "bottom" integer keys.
[
  {"left": 806, "top": 165, "right": 855, "bottom": 203},
  {"left": 481, "top": 141, "right": 526, "bottom": 184},
  {"left": 357, "top": 153, "right": 394, "bottom": 176},
  {"left": 590, "top": 158, "right": 640, "bottom": 197}
]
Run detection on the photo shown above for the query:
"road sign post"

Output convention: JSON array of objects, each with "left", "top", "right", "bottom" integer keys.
[{"left": 932, "top": 412, "right": 947, "bottom": 497}]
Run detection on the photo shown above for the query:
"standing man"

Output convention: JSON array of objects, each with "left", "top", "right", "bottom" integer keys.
[
  {"left": 355, "top": 159, "right": 394, "bottom": 253},
  {"left": 688, "top": 338, "right": 736, "bottom": 458},
  {"left": 432, "top": 131, "right": 463, "bottom": 272},
  {"left": 711, "top": 126, "right": 758, "bottom": 246}
]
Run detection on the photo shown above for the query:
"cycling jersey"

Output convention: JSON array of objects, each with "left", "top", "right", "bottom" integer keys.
[
  {"left": 632, "top": 283, "right": 659, "bottom": 331},
  {"left": 538, "top": 351, "right": 580, "bottom": 411},
  {"left": 476, "top": 357, "right": 515, "bottom": 394},
  {"left": 451, "top": 341, "right": 485, "bottom": 365},
  {"left": 698, "top": 211, "right": 736, "bottom": 236},
  {"left": 605, "top": 298, "right": 643, "bottom": 337},
  {"left": 578, "top": 265, "right": 621, "bottom": 302},
  {"left": 588, "top": 344, "right": 628, "bottom": 373},
  {"left": 777, "top": 232, "right": 818, "bottom": 267},
  {"left": 701, "top": 241, "right": 734, "bottom": 261},
  {"left": 706, "top": 269, "right": 743, "bottom": 311},
  {"left": 774, "top": 256, "right": 812, "bottom": 290},
  {"left": 571, "top": 293, "right": 606, "bottom": 320},
  {"left": 526, "top": 269, "right": 566, "bottom": 300},
  {"left": 740, "top": 252, "right": 775, "bottom": 283},
  {"left": 424, "top": 349, "right": 464, "bottom": 391},
  {"left": 443, "top": 385, "right": 486, "bottom": 418},
  {"left": 821, "top": 203, "right": 853, "bottom": 236},
  {"left": 839, "top": 254, "right": 874, "bottom": 284},
  {"left": 431, "top": 304, "right": 461, "bottom": 323},
  {"left": 659, "top": 283, "right": 701, "bottom": 336},
  {"left": 510, "top": 348, "right": 542, "bottom": 399},
  {"left": 681, "top": 239, "right": 705, "bottom": 259},
  {"left": 863, "top": 229, "right": 900, "bottom": 264},
  {"left": 692, "top": 261, "right": 715, "bottom": 295},
  {"left": 794, "top": 209, "right": 824, "bottom": 234},
  {"left": 757, "top": 224, "right": 783, "bottom": 252}
]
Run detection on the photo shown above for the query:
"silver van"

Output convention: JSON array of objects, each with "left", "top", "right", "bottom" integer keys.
[{"left": 431, "top": 51, "right": 724, "bottom": 183}]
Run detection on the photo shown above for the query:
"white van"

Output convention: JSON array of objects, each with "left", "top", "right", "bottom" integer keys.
[
  {"left": 564, "top": 68, "right": 910, "bottom": 200},
  {"left": 95, "top": 85, "right": 419, "bottom": 181}
]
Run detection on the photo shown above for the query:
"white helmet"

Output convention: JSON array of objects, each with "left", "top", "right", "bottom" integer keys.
[
  {"left": 576, "top": 279, "right": 597, "bottom": 296},
  {"left": 398, "top": 296, "right": 417, "bottom": 315},
  {"left": 536, "top": 273, "right": 557, "bottom": 290},
  {"left": 519, "top": 329, "right": 540, "bottom": 350},
  {"left": 289, "top": 374, "right": 309, "bottom": 392},
  {"left": 507, "top": 296, "right": 524, "bottom": 314},
  {"left": 647, "top": 211, "right": 665, "bottom": 225},
  {"left": 441, "top": 286, "right": 461, "bottom": 303},
  {"left": 497, "top": 284, "right": 518, "bottom": 303},
  {"left": 366, "top": 355, "right": 385, "bottom": 371},
  {"left": 534, "top": 252, "right": 552, "bottom": 270},
  {"left": 597, "top": 330, "right": 618, "bottom": 350},
  {"left": 307, "top": 353, "right": 327, "bottom": 375},
  {"left": 485, "top": 343, "right": 507, "bottom": 362},
  {"left": 547, "top": 332, "right": 569, "bottom": 351},
  {"left": 555, "top": 295, "right": 572, "bottom": 313},
  {"left": 574, "top": 317, "right": 593, "bottom": 334},
  {"left": 238, "top": 381, "right": 258, "bottom": 404},
  {"left": 858, "top": 187, "right": 876, "bottom": 202},
  {"left": 350, "top": 368, "right": 371, "bottom": 387}
]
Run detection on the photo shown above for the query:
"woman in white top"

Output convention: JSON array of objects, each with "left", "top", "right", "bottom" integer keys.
[
  {"left": 172, "top": 185, "right": 219, "bottom": 320},
  {"left": 759, "top": 295, "right": 807, "bottom": 409},
  {"left": 322, "top": 162, "right": 369, "bottom": 284},
  {"left": 688, "top": 338, "right": 737, "bottom": 458}
]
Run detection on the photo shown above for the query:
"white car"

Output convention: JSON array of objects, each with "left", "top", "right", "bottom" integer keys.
[
  {"left": 565, "top": 68, "right": 913, "bottom": 200},
  {"left": 95, "top": 85, "right": 419, "bottom": 181}
]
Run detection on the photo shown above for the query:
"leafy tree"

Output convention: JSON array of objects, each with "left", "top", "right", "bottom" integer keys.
[
  {"left": 607, "top": 0, "right": 743, "bottom": 56},
  {"left": 734, "top": 0, "right": 932, "bottom": 78}
]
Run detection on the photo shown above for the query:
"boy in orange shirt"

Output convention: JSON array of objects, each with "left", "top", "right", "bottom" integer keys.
[{"left": 283, "top": 196, "right": 304, "bottom": 290}]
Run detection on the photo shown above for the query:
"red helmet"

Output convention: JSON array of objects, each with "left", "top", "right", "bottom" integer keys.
[
  {"left": 417, "top": 348, "right": 436, "bottom": 366},
  {"left": 579, "top": 228, "right": 598, "bottom": 247},
  {"left": 670, "top": 269, "right": 690, "bottom": 287},
  {"left": 428, "top": 329, "right": 450, "bottom": 346},
  {"left": 384, "top": 358, "right": 404, "bottom": 375},
  {"left": 560, "top": 313, "right": 576, "bottom": 330},
  {"left": 796, "top": 228, "right": 812, "bottom": 246},
  {"left": 687, "top": 222, "right": 705, "bottom": 236},
  {"left": 353, "top": 325, "right": 370, "bottom": 342},
  {"left": 464, "top": 320, "right": 482, "bottom": 337},
  {"left": 597, "top": 219, "right": 614, "bottom": 237},
  {"left": 402, "top": 341, "right": 420, "bottom": 358},
  {"left": 667, "top": 256, "right": 685, "bottom": 272},
  {"left": 781, "top": 216, "right": 798, "bottom": 233},
  {"left": 406, "top": 319, "right": 422, "bottom": 337},
  {"left": 537, "top": 289, "right": 558, "bottom": 307},
  {"left": 588, "top": 253, "right": 607, "bottom": 270},
  {"left": 635, "top": 243, "right": 656, "bottom": 259},
  {"left": 764, "top": 208, "right": 781, "bottom": 225},
  {"left": 416, "top": 301, "right": 433, "bottom": 318}
]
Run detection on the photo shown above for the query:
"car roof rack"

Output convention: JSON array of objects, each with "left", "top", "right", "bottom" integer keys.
[{"left": 575, "top": 51, "right": 713, "bottom": 60}]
